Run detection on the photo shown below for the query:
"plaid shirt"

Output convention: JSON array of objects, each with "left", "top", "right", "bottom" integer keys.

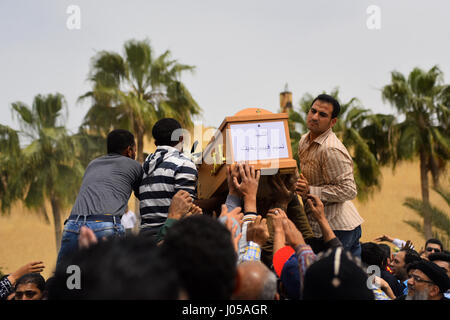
[
  {"left": 240, "top": 241, "right": 262, "bottom": 262},
  {"left": 295, "top": 244, "right": 317, "bottom": 295}
]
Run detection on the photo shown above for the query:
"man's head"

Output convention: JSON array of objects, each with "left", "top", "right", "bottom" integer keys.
[
  {"left": 390, "top": 248, "right": 421, "bottom": 281},
  {"left": 306, "top": 94, "right": 340, "bottom": 139},
  {"left": 107, "top": 129, "right": 136, "bottom": 159},
  {"left": 233, "top": 261, "right": 279, "bottom": 300},
  {"left": 14, "top": 273, "right": 46, "bottom": 300},
  {"left": 47, "top": 235, "right": 180, "bottom": 299},
  {"left": 424, "top": 238, "right": 444, "bottom": 258},
  {"left": 361, "top": 242, "right": 387, "bottom": 269},
  {"left": 161, "top": 215, "right": 237, "bottom": 300},
  {"left": 406, "top": 260, "right": 450, "bottom": 300},
  {"left": 303, "top": 247, "right": 374, "bottom": 300},
  {"left": 152, "top": 118, "right": 183, "bottom": 147},
  {"left": 428, "top": 252, "right": 450, "bottom": 278},
  {"left": 378, "top": 243, "right": 392, "bottom": 267}
]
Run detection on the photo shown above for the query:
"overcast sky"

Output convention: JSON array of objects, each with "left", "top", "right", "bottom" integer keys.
[{"left": 1, "top": 0, "right": 449, "bottom": 134}]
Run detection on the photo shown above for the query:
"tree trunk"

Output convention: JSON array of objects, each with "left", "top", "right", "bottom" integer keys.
[
  {"left": 420, "top": 152, "right": 432, "bottom": 239},
  {"left": 428, "top": 154, "right": 441, "bottom": 188},
  {"left": 50, "top": 197, "right": 63, "bottom": 253}
]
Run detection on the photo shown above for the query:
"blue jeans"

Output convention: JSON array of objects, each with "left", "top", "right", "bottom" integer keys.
[
  {"left": 56, "top": 216, "right": 125, "bottom": 266},
  {"left": 333, "top": 225, "right": 362, "bottom": 257}
]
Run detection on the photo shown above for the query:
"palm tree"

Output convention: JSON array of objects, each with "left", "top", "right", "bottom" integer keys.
[
  {"left": 288, "top": 88, "right": 385, "bottom": 201},
  {"left": 403, "top": 185, "right": 450, "bottom": 250},
  {"left": 79, "top": 38, "right": 202, "bottom": 165},
  {"left": 8, "top": 93, "right": 84, "bottom": 252},
  {"left": 0, "top": 124, "right": 22, "bottom": 212},
  {"left": 382, "top": 65, "right": 450, "bottom": 238}
]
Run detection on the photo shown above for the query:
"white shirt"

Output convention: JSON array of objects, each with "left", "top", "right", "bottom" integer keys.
[{"left": 121, "top": 210, "right": 137, "bottom": 229}]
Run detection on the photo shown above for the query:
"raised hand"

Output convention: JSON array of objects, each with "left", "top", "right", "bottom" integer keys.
[
  {"left": 8, "top": 261, "right": 45, "bottom": 285},
  {"left": 295, "top": 173, "right": 310, "bottom": 199},
  {"left": 246, "top": 215, "right": 270, "bottom": 247},
  {"left": 305, "top": 194, "right": 326, "bottom": 222},
  {"left": 79, "top": 225, "right": 98, "bottom": 249},
  {"left": 282, "top": 218, "right": 305, "bottom": 249},
  {"left": 226, "top": 164, "right": 242, "bottom": 197},
  {"left": 267, "top": 208, "right": 288, "bottom": 253},
  {"left": 168, "top": 190, "right": 193, "bottom": 220},
  {"left": 373, "top": 235, "right": 394, "bottom": 243},
  {"left": 225, "top": 215, "right": 243, "bottom": 253},
  {"left": 219, "top": 204, "right": 244, "bottom": 224},
  {"left": 232, "top": 163, "right": 260, "bottom": 200},
  {"left": 269, "top": 175, "right": 293, "bottom": 210},
  {"left": 267, "top": 208, "right": 288, "bottom": 233},
  {"left": 232, "top": 162, "right": 260, "bottom": 212}
]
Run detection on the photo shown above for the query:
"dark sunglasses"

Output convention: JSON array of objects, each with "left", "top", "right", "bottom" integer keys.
[
  {"left": 15, "top": 290, "right": 38, "bottom": 299},
  {"left": 426, "top": 247, "right": 441, "bottom": 253}
]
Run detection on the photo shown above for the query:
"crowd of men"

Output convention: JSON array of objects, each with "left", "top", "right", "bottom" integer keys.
[{"left": 1, "top": 94, "right": 449, "bottom": 300}]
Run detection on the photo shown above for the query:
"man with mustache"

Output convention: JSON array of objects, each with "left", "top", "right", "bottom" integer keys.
[
  {"left": 405, "top": 260, "right": 450, "bottom": 300},
  {"left": 296, "top": 94, "right": 364, "bottom": 257}
]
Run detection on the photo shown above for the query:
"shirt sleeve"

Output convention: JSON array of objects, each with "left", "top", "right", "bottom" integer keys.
[
  {"left": 0, "top": 277, "right": 13, "bottom": 300},
  {"left": 156, "top": 218, "right": 178, "bottom": 243},
  {"left": 240, "top": 241, "right": 262, "bottom": 263},
  {"left": 225, "top": 194, "right": 242, "bottom": 212},
  {"left": 132, "top": 163, "right": 144, "bottom": 200},
  {"left": 392, "top": 238, "right": 411, "bottom": 249},
  {"left": 309, "top": 147, "right": 357, "bottom": 203},
  {"left": 294, "top": 244, "right": 317, "bottom": 295}
]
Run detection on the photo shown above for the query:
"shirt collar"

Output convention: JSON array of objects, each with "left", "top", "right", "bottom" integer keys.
[
  {"left": 306, "top": 128, "right": 333, "bottom": 145},
  {"left": 156, "top": 145, "right": 181, "bottom": 153}
]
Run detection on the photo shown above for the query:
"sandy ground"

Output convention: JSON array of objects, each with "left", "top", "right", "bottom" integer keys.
[{"left": 0, "top": 160, "right": 448, "bottom": 280}]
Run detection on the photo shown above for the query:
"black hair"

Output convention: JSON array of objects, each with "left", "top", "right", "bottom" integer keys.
[
  {"left": 310, "top": 94, "right": 341, "bottom": 119},
  {"left": 161, "top": 215, "right": 237, "bottom": 300},
  {"left": 400, "top": 248, "right": 422, "bottom": 266},
  {"left": 361, "top": 242, "right": 386, "bottom": 268},
  {"left": 107, "top": 129, "right": 135, "bottom": 154},
  {"left": 152, "top": 118, "right": 182, "bottom": 147},
  {"left": 15, "top": 273, "right": 46, "bottom": 293},
  {"left": 428, "top": 252, "right": 450, "bottom": 263},
  {"left": 425, "top": 238, "right": 444, "bottom": 251},
  {"left": 378, "top": 244, "right": 391, "bottom": 266},
  {"left": 47, "top": 235, "right": 180, "bottom": 300}
]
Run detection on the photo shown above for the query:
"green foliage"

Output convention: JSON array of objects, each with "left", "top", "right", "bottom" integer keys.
[
  {"left": 80, "top": 38, "right": 202, "bottom": 162},
  {"left": 403, "top": 186, "right": 450, "bottom": 249},
  {"left": 10, "top": 94, "right": 83, "bottom": 211},
  {"left": 382, "top": 65, "right": 450, "bottom": 181},
  {"left": 0, "top": 125, "right": 22, "bottom": 212},
  {"left": 383, "top": 65, "right": 450, "bottom": 238},
  {"left": 1, "top": 93, "right": 87, "bottom": 251}
]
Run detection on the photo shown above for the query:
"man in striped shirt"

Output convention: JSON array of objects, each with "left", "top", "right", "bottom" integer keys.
[
  {"left": 139, "top": 118, "right": 198, "bottom": 239},
  {"left": 296, "top": 94, "right": 364, "bottom": 257}
]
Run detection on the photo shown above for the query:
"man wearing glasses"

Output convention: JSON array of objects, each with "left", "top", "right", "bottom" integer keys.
[
  {"left": 423, "top": 238, "right": 444, "bottom": 259},
  {"left": 404, "top": 260, "right": 450, "bottom": 300}
]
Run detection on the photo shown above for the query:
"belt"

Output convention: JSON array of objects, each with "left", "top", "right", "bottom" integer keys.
[{"left": 66, "top": 214, "right": 122, "bottom": 224}]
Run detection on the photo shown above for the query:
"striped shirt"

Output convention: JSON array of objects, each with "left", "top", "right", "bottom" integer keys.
[
  {"left": 298, "top": 128, "right": 363, "bottom": 237},
  {"left": 0, "top": 276, "right": 13, "bottom": 300},
  {"left": 139, "top": 145, "right": 198, "bottom": 230}
]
